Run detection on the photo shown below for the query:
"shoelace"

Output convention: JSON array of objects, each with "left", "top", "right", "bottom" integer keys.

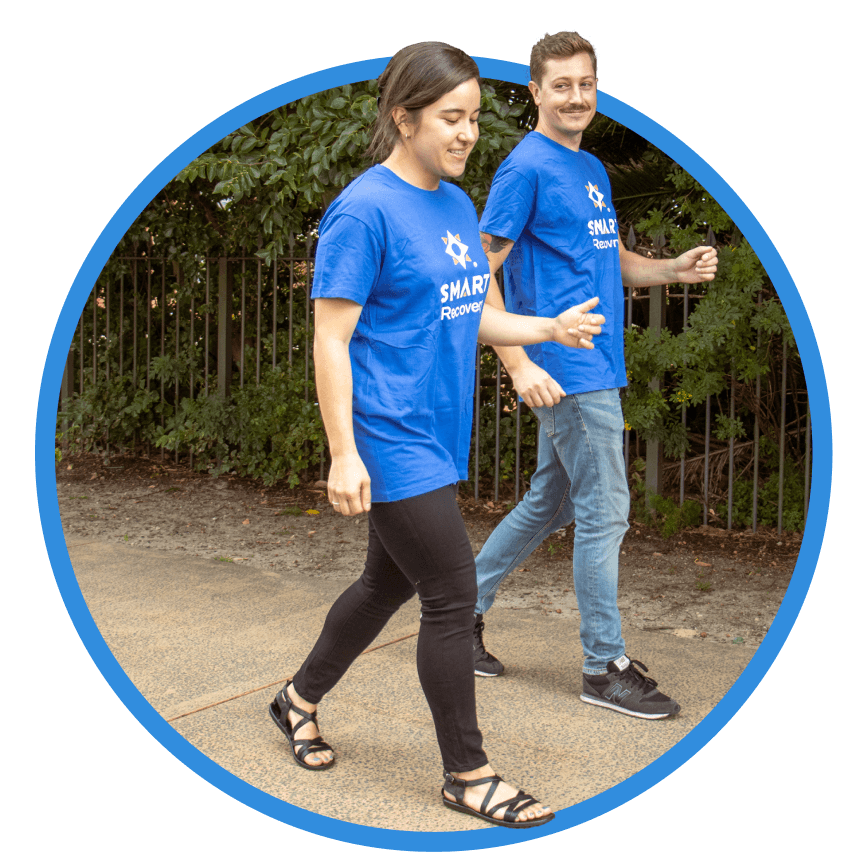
[
  {"left": 474, "top": 620, "right": 492, "bottom": 659},
  {"left": 618, "top": 659, "right": 659, "bottom": 691}
]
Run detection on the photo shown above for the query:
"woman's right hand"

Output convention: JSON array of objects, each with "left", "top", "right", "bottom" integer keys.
[{"left": 327, "top": 452, "right": 372, "bottom": 516}]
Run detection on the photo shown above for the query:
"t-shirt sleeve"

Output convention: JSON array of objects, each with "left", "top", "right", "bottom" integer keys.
[
  {"left": 478, "top": 167, "right": 536, "bottom": 244},
  {"left": 311, "top": 213, "right": 383, "bottom": 306}
]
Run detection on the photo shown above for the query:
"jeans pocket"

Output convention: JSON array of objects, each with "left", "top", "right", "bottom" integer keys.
[{"left": 532, "top": 404, "right": 556, "bottom": 437}]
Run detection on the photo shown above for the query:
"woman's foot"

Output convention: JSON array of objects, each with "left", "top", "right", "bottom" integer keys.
[
  {"left": 443, "top": 765, "right": 553, "bottom": 827},
  {"left": 284, "top": 683, "right": 334, "bottom": 767},
  {"left": 268, "top": 681, "right": 334, "bottom": 769}
]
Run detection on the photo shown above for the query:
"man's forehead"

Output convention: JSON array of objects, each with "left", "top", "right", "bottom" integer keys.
[{"left": 542, "top": 54, "right": 596, "bottom": 81}]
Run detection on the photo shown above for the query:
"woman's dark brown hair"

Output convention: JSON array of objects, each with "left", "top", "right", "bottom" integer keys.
[{"left": 366, "top": 42, "right": 480, "bottom": 163}]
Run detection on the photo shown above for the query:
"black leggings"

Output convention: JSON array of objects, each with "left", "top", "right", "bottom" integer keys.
[{"left": 291, "top": 484, "right": 488, "bottom": 772}]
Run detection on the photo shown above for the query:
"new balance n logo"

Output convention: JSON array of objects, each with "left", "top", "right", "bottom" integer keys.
[{"left": 605, "top": 683, "right": 631, "bottom": 704}]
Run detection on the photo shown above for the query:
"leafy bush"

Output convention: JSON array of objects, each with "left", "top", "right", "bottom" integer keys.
[
  {"left": 153, "top": 336, "right": 324, "bottom": 486},
  {"left": 471, "top": 393, "right": 539, "bottom": 490},
  {"left": 230, "top": 364, "right": 325, "bottom": 486},
  {"left": 622, "top": 202, "right": 796, "bottom": 459},
  {"left": 629, "top": 459, "right": 702, "bottom": 538},
  {"left": 60, "top": 81, "right": 806, "bottom": 517},
  {"left": 716, "top": 439, "right": 806, "bottom": 532},
  {"left": 59, "top": 374, "right": 162, "bottom": 454},
  {"left": 465, "top": 348, "right": 539, "bottom": 490}
]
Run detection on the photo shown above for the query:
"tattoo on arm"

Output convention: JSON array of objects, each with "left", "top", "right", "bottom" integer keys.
[{"left": 480, "top": 232, "right": 511, "bottom": 255}]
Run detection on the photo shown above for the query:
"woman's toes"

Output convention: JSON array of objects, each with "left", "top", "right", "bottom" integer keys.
[{"left": 519, "top": 803, "right": 548, "bottom": 822}]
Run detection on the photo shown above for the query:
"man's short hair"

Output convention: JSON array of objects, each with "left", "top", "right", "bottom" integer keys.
[{"left": 530, "top": 31, "right": 597, "bottom": 85}]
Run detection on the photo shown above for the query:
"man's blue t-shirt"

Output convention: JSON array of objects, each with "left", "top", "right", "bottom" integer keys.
[
  {"left": 312, "top": 165, "right": 490, "bottom": 503},
  {"left": 479, "top": 132, "right": 626, "bottom": 395}
]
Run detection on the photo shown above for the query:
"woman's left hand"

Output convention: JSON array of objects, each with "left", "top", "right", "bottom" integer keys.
[{"left": 554, "top": 297, "right": 604, "bottom": 349}]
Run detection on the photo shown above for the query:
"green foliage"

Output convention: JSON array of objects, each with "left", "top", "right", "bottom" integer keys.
[
  {"left": 714, "top": 413, "right": 746, "bottom": 442},
  {"left": 61, "top": 322, "right": 323, "bottom": 486},
  {"left": 630, "top": 459, "right": 702, "bottom": 538},
  {"left": 621, "top": 154, "right": 798, "bottom": 462},
  {"left": 60, "top": 374, "right": 162, "bottom": 454},
  {"left": 230, "top": 362, "right": 325, "bottom": 486},
  {"left": 716, "top": 439, "right": 806, "bottom": 532},
  {"left": 156, "top": 393, "right": 238, "bottom": 468},
  {"left": 154, "top": 349, "right": 324, "bottom": 487},
  {"left": 468, "top": 349, "right": 539, "bottom": 491},
  {"left": 114, "top": 80, "right": 527, "bottom": 270},
  {"left": 65, "top": 79, "right": 805, "bottom": 515},
  {"left": 621, "top": 247, "right": 794, "bottom": 447}
]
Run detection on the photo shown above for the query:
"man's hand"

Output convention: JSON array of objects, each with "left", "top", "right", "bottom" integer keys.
[
  {"left": 327, "top": 452, "right": 372, "bottom": 517},
  {"left": 508, "top": 359, "right": 567, "bottom": 408},
  {"left": 553, "top": 296, "right": 604, "bottom": 349},
  {"left": 673, "top": 246, "right": 719, "bottom": 283}
]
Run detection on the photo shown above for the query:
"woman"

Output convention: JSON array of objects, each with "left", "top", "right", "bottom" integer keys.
[{"left": 269, "top": 42, "right": 603, "bottom": 829}]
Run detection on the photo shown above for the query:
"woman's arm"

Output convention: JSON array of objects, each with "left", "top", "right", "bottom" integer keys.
[
  {"left": 477, "top": 295, "right": 604, "bottom": 349},
  {"left": 313, "top": 297, "right": 372, "bottom": 517}
]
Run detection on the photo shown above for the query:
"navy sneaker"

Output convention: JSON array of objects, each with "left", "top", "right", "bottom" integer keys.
[
  {"left": 473, "top": 614, "right": 504, "bottom": 677},
  {"left": 581, "top": 655, "right": 680, "bottom": 719}
]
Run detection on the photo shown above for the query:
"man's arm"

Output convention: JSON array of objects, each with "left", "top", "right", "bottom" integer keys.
[
  {"left": 619, "top": 245, "right": 719, "bottom": 287},
  {"left": 480, "top": 232, "right": 567, "bottom": 408}
]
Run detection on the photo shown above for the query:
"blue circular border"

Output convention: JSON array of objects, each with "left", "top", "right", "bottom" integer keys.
[{"left": 35, "top": 57, "right": 832, "bottom": 851}]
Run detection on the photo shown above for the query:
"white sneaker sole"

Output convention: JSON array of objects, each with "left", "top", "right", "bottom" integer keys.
[
  {"left": 474, "top": 668, "right": 503, "bottom": 677},
  {"left": 580, "top": 694, "right": 676, "bottom": 719}
]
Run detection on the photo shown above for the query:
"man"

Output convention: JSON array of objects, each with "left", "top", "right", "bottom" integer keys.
[{"left": 472, "top": 31, "right": 718, "bottom": 719}]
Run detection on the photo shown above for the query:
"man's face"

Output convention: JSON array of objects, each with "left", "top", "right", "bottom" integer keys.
[{"left": 529, "top": 53, "right": 597, "bottom": 149}]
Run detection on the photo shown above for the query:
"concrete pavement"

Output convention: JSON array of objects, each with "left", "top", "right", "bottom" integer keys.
[{"left": 66, "top": 539, "right": 753, "bottom": 832}]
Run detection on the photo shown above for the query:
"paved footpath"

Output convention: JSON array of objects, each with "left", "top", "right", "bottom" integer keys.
[{"left": 67, "top": 539, "right": 753, "bottom": 832}]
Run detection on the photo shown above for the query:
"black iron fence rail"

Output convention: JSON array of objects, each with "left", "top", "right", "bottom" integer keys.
[{"left": 59, "top": 246, "right": 810, "bottom": 534}]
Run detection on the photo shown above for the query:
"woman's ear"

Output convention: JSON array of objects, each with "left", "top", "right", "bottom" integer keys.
[{"left": 391, "top": 106, "right": 412, "bottom": 141}]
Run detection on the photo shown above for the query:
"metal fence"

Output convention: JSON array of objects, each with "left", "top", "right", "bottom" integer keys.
[{"left": 59, "top": 240, "right": 811, "bottom": 534}]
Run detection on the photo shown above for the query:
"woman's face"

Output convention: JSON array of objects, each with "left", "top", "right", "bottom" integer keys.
[{"left": 404, "top": 78, "right": 481, "bottom": 186}]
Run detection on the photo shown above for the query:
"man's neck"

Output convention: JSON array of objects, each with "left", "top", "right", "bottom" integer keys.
[{"left": 534, "top": 120, "right": 582, "bottom": 152}]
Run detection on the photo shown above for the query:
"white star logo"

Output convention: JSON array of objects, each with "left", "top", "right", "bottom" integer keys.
[
  {"left": 442, "top": 230, "right": 472, "bottom": 267},
  {"left": 586, "top": 181, "right": 608, "bottom": 211}
]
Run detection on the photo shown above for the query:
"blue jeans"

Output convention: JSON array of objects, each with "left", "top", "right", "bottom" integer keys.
[{"left": 475, "top": 388, "right": 629, "bottom": 675}]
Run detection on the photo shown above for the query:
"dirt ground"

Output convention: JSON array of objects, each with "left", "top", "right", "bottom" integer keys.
[{"left": 55, "top": 452, "right": 803, "bottom": 651}]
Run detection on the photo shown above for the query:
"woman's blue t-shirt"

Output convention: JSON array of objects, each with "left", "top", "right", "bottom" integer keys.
[{"left": 311, "top": 165, "right": 490, "bottom": 503}]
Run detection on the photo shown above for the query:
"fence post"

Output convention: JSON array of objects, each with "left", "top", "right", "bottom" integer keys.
[
  {"left": 60, "top": 350, "right": 74, "bottom": 450},
  {"left": 624, "top": 227, "right": 636, "bottom": 478},
  {"left": 645, "top": 233, "right": 666, "bottom": 498},
  {"left": 218, "top": 257, "right": 233, "bottom": 399}
]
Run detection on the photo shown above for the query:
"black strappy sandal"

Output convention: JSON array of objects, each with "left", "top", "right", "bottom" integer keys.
[
  {"left": 441, "top": 771, "right": 554, "bottom": 828},
  {"left": 268, "top": 683, "right": 335, "bottom": 771}
]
